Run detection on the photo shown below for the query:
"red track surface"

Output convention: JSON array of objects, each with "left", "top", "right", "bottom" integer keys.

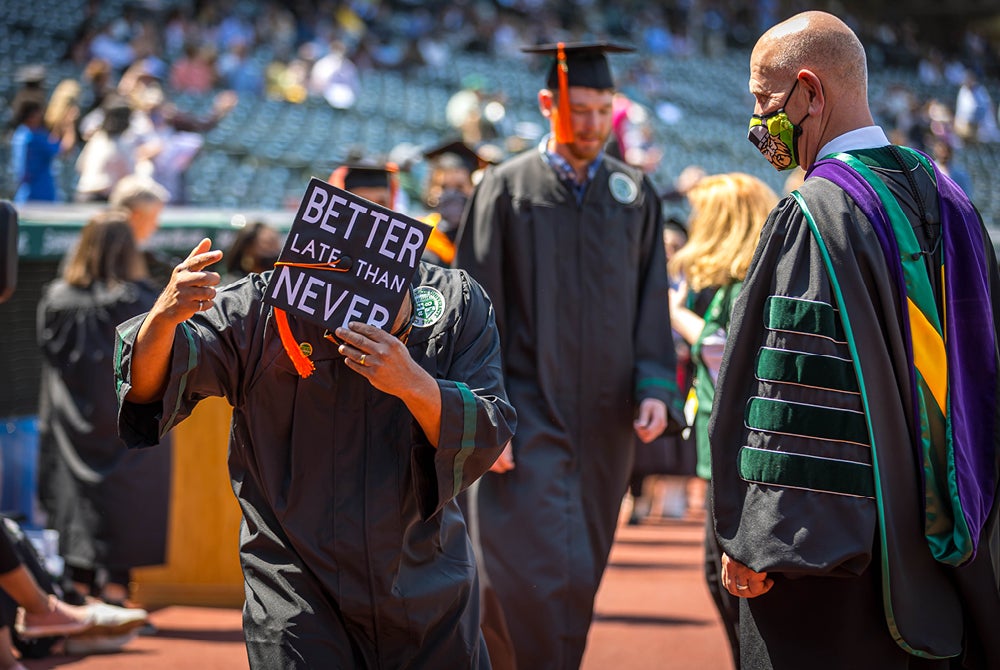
[{"left": 21, "top": 509, "right": 734, "bottom": 670}]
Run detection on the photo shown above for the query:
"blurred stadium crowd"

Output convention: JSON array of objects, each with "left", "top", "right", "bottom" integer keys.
[{"left": 2, "top": 0, "right": 1000, "bottom": 230}]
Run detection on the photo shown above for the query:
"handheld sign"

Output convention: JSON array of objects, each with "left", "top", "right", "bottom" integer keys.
[{"left": 263, "top": 177, "right": 432, "bottom": 333}]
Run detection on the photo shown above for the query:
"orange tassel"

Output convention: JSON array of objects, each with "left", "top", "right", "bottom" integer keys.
[
  {"left": 553, "top": 42, "right": 574, "bottom": 144},
  {"left": 385, "top": 161, "right": 400, "bottom": 210},
  {"left": 274, "top": 308, "right": 315, "bottom": 378}
]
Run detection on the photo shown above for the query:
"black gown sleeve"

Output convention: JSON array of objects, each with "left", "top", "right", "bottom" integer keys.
[
  {"left": 410, "top": 270, "right": 516, "bottom": 519},
  {"left": 115, "top": 275, "right": 266, "bottom": 448}
]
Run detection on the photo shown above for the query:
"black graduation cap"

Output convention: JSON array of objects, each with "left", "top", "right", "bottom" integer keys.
[
  {"left": 423, "top": 139, "right": 487, "bottom": 174},
  {"left": 340, "top": 164, "right": 395, "bottom": 191},
  {"left": 520, "top": 41, "right": 633, "bottom": 91},
  {"left": 328, "top": 162, "right": 400, "bottom": 208},
  {"left": 521, "top": 41, "right": 633, "bottom": 143}
]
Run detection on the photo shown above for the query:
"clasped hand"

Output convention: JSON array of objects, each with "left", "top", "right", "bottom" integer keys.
[{"left": 721, "top": 552, "right": 774, "bottom": 598}]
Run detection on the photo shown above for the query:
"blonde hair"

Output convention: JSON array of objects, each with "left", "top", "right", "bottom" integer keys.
[
  {"left": 63, "top": 209, "right": 148, "bottom": 288},
  {"left": 668, "top": 173, "right": 778, "bottom": 291}
]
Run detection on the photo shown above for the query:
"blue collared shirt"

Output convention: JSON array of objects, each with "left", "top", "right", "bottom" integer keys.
[{"left": 538, "top": 134, "right": 604, "bottom": 204}]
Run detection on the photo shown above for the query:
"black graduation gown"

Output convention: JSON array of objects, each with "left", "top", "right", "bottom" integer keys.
[
  {"left": 37, "top": 279, "right": 170, "bottom": 572},
  {"left": 709, "top": 148, "right": 1000, "bottom": 669},
  {"left": 455, "top": 150, "right": 676, "bottom": 669},
  {"left": 115, "top": 262, "right": 515, "bottom": 669}
]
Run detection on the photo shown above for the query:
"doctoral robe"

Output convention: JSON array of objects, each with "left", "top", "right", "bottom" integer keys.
[
  {"left": 455, "top": 149, "right": 677, "bottom": 669},
  {"left": 37, "top": 279, "right": 170, "bottom": 573},
  {"left": 710, "top": 146, "right": 1000, "bottom": 669},
  {"left": 115, "top": 262, "right": 515, "bottom": 669}
]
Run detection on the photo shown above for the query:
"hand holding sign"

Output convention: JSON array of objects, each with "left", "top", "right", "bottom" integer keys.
[
  {"left": 149, "top": 238, "right": 223, "bottom": 327},
  {"left": 336, "top": 320, "right": 423, "bottom": 394},
  {"left": 336, "top": 318, "right": 444, "bottom": 447}
]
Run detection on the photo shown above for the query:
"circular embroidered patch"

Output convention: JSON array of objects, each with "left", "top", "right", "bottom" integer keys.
[
  {"left": 299, "top": 342, "right": 313, "bottom": 357},
  {"left": 412, "top": 286, "right": 446, "bottom": 328},
  {"left": 609, "top": 171, "right": 639, "bottom": 204}
]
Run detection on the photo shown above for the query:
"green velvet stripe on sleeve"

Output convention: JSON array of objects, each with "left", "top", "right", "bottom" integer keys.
[
  {"left": 636, "top": 376, "right": 678, "bottom": 395},
  {"left": 746, "top": 396, "right": 870, "bottom": 445},
  {"left": 113, "top": 320, "right": 140, "bottom": 397},
  {"left": 739, "top": 446, "right": 875, "bottom": 498},
  {"left": 756, "top": 347, "right": 859, "bottom": 393},
  {"left": 165, "top": 323, "right": 199, "bottom": 430},
  {"left": 765, "top": 295, "right": 846, "bottom": 342},
  {"left": 452, "top": 382, "right": 477, "bottom": 498}
]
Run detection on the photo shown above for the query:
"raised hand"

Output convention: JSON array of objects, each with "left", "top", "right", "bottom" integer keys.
[{"left": 149, "top": 238, "right": 223, "bottom": 326}]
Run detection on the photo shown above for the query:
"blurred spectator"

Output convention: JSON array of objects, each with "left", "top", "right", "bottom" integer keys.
[
  {"left": 930, "top": 138, "right": 973, "bottom": 197},
  {"left": 37, "top": 208, "right": 170, "bottom": 610},
  {"left": 265, "top": 46, "right": 313, "bottom": 103},
  {"left": 108, "top": 173, "right": 184, "bottom": 290},
  {"left": 309, "top": 41, "right": 361, "bottom": 109},
  {"left": 8, "top": 65, "right": 48, "bottom": 131},
  {"left": 0, "top": 525, "right": 149, "bottom": 662},
  {"left": 88, "top": 19, "right": 136, "bottom": 71},
  {"left": 628, "top": 216, "right": 696, "bottom": 525},
  {"left": 420, "top": 140, "right": 485, "bottom": 266},
  {"left": 387, "top": 141, "right": 427, "bottom": 214},
  {"left": 875, "top": 83, "right": 919, "bottom": 145},
  {"left": 169, "top": 42, "right": 219, "bottom": 94},
  {"left": 79, "top": 58, "right": 114, "bottom": 122},
  {"left": 74, "top": 95, "right": 139, "bottom": 202},
  {"left": 608, "top": 93, "right": 663, "bottom": 173},
  {"left": 120, "top": 59, "right": 238, "bottom": 203},
  {"left": 661, "top": 164, "right": 707, "bottom": 203},
  {"left": 223, "top": 220, "right": 282, "bottom": 282},
  {"left": 954, "top": 71, "right": 1000, "bottom": 143},
  {"left": 9, "top": 100, "right": 77, "bottom": 203},
  {"left": 109, "top": 174, "right": 168, "bottom": 246},
  {"left": 217, "top": 39, "right": 265, "bottom": 96},
  {"left": 445, "top": 75, "right": 500, "bottom": 144},
  {"left": 44, "top": 81, "right": 81, "bottom": 137}
]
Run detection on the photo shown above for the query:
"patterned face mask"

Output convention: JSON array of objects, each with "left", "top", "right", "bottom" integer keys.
[{"left": 748, "top": 79, "right": 807, "bottom": 171}]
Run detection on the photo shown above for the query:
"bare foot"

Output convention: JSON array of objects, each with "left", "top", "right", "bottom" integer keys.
[{"left": 15, "top": 595, "right": 93, "bottom": 639}]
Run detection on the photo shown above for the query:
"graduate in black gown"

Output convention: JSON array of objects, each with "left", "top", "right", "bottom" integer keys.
[
  {"left": 711, "top": 12, "right": 1000, "bottom": 669},
  {"left": 37, "top": 208, "right": 168, "bottom": 607},
  {"left": 114, "top": 166, "right": 515, "bottom": 669},
  {"left": 454, "top": 42, "right": 681, "bottom": 669}
]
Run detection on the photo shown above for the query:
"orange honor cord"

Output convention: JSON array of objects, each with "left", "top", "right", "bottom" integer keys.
[
  {"left": 554, "top": 42, "right": 574, "bottom": 143},
  {"left": 425, "top": 227, "right": 456, "bottom": 265},
  {"left": 274, "top": 308, "right": 315, "bottom": 378}
]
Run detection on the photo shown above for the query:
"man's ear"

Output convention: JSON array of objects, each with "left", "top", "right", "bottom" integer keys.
[
  {"left": 797, "top": 69, "right": 824, "bottom": 115},
  {"left": 538, "top": 89, "right": 555, "bottom": 119}
]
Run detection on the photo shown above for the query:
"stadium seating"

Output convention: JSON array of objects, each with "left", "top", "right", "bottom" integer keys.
[{"left": 1, "top": 0, "right": 998, "bottom": 234}]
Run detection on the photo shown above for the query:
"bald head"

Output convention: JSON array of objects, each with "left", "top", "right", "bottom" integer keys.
[
  {"left": 749, "top": 11, "right": 874, "bottom": 169},
  {"left": 754, "top": 12, "right": 868, "bottom": 102}
]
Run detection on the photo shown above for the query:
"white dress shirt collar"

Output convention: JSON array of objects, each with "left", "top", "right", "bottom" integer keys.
[{"left": 817, "top": 126, "right": 891, "bottom": 160}]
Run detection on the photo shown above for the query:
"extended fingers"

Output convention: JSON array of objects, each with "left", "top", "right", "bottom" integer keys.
[
  {"left": 345, "top": 320, "right": 393, "bottom": 342},
  {"left": 183, "top": 239, "right": 224, "bottom": 273},
  {"left": 335, "top": 325, "right": 376, "bottom": 353}
]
